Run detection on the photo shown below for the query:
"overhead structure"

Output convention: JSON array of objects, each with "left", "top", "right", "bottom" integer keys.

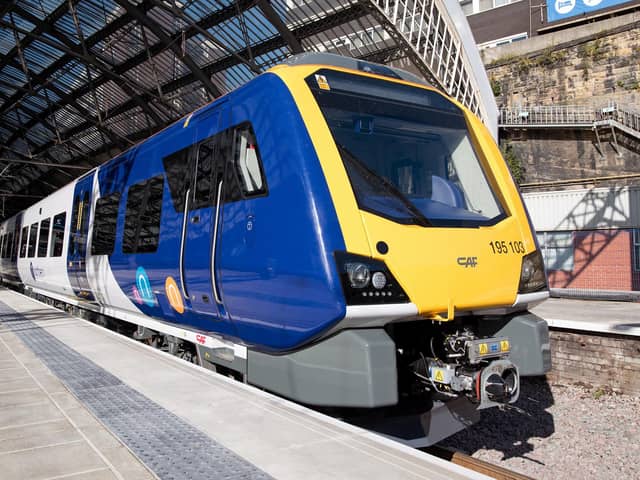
[{"left": 0, "top": 0, "right": 496, "bottom": 219}]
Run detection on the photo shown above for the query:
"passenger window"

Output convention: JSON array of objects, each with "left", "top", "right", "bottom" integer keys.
[
  {"left": 123, "top": 176, "right": 164, "bottom": 254},
  {"left": 92, "top": 193, "right": 120, "bottom": 255},
  {"left": 163, "top": 146, "right": 193, "bottom": 213},
  {"left": 0, "top": 234, "right": 6, "bottom": 258},
  {"left": 50, "top": 213, "right": 66, "bottom": 257},
  {"left": 20, "top": 226, "right": 28, "bottom": 258},
  {"left": 38, "top": 218, "right": 51, "bottom": 257},
  {"left": 7, "top": 232, "right": 13, "bottom": 259},
  {"left": 28, "top": 223, "right": 38, "bottom": 258},
  {"left": 233, "top": 126, "right": 266, "bottom": 197}
]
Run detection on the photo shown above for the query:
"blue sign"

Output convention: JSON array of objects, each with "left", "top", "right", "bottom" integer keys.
[{"left": 547, "top": 0, "right": 633, "bottom": 22}]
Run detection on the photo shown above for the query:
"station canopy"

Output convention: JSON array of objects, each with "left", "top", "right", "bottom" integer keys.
[{"left": 0, "top": 0, "right": 495, "bottom": 218}]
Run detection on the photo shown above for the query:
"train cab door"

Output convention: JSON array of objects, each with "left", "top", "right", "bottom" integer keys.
[
  {"left": 67, "top": 172, "right": 95, "bottom": 300},
  {"left": 180, "top": 110, "right": 232, "bottom": 327}
]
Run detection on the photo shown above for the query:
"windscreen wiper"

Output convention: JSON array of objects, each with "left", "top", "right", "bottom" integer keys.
[{"left": 337, "top": 144, "right": 431, "bottom": 227}]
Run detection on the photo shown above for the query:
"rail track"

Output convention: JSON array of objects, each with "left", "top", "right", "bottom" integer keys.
[{"left": 424, "top": 446, "right": 532, "bottom": 480}]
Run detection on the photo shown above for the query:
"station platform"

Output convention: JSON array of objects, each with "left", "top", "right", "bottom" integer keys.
[
  {"left": 532, "top": 297, "right": 640, "bottom": 337},
  {"left": 0, "top": 288, "right": 487, "bottom": 480}
]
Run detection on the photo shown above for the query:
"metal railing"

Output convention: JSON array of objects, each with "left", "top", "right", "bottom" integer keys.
[
  {"left": 499, "top": 103, "right": 640, "bottom": 140},
  {"left": 609, "top": 107, "right": 640, "bottom": 135},
  {"left": 499, "top": 105, "right": 596, "bottom": 126}
]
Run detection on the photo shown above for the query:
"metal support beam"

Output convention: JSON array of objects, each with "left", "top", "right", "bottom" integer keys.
[
  {"left": 0, "top": 9, "right": 163, "bottom": 126},
  {"left": 114, "top": 0, "right": 222, "bottom": 99},
  {"left": 148, "top": 0, "right": 261, "bottom": 75},
  {"left": 0, "top": 158, "right": 92, "bottom": 170},
  {"left": 256, "top": 0, "right": 304, "bottom": 54},
  {"left": 7, "top": 2, "right": 367, "bottom": 168},
  {"left": 6, "top": 60, "right": 133, "bottom": 149}
]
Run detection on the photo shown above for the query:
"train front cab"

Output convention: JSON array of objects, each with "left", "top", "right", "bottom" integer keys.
[{"left": 245, "top": 61, "right": 551, "bottom": 444}]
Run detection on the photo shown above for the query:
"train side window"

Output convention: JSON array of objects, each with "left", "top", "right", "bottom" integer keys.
[
  {"left": 193, "top": 141, "right": 215, "bottom": 209},
  {"left": 11, "top": 228, "right": 18, "bottom": 261},
  {"left": 37, "top": 218, "right": 51, "bottom": 257},
  {"left": 50, "top": 213, "right": 66, "bottom": 257},
  {"left": 92, "top": 193, "right": 120, "bottom": 255},
  {"left": 0, "top": 234, "right": 6, "bottom": 258},
  {"left": 28, "top": 223, "right": 38, "bottom": 258},
  {"left": 163, "top": 146, "right": 193, "bottom": 213},
  {"left": 20, "top": 226, "right": 28, "bottom": 258},
  {"left": 6, "top": 233, "right": 12, "bottom": 258},
  {"left": 123, "top": 175, "right": 164, "bottom": 254},
  {"left": 233, "top": 126, "right": 267, "bottom": 197}
]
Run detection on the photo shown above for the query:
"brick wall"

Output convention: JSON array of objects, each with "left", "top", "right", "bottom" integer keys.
[
  {"left": 548, "top": 329, "right": 640, "bottom": 395},
  {"left": 547, "top": 229, "right": 640, "bottom": 290}
]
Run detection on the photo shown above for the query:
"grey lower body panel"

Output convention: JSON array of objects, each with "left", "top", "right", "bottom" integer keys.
[
  {"left": 480, "top": 311, "right": 552, "bottom": 376},
  {"left": 248, "top": 329, "right": 398, "bottom": 408}
]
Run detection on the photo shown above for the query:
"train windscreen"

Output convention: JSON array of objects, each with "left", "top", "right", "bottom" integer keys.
[{"left": 306, "top": 69, "right": 506, "bottom": 227}]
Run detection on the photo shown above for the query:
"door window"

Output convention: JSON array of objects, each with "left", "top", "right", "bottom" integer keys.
[
  {"left": 28, "top": 223, "right": 38, "bottom": 258},
  {"left": 20, "top": 226, "right": 28, "bottom": 258},
  {"left": 123, "top": 176, "right": 164, "bottom": 253},
  {"left": 38, "top": 218, "right": 51, "bottom": 257},
  {"left": 92, "top": 193, "right": 121, "bottom": 255},
  {"left": 51, "top": 213, "right": 66, "bottom": 257},
  {"left": 233, "top": 126, "right": 266, "bottom": 197}
]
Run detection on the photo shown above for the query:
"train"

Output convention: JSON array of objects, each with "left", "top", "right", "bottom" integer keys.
[{"left": 0, "top": 53, "right": 550, "bottom": 444}]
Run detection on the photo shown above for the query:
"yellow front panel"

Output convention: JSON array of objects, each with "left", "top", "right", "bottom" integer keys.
[{"left": 361, "top": 213, "right": 526, "bottom": 316}]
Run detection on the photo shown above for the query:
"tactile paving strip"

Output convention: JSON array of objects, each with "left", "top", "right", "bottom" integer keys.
[{"left": 0, "top": 301, "right": 273, "bottom": 480}]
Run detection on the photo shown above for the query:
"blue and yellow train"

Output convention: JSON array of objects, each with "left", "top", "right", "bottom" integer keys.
[{"left": 0, "top": 54, "right": 550, "bottom": 443}]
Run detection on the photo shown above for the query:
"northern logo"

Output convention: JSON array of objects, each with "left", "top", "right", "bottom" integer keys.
[{"left": 457, "top": 256, "right": 478, "bottom": 268}]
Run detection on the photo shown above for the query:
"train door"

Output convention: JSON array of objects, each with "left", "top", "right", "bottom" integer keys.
[
  {"left": 67, "top": 173, "right": 95, "bottom": 300},
  {"left": 8, "top": 213, "right": 22, "bottom": 279},
  {"left": 180, "top": 111, "right": 231, "bottom": 325}
]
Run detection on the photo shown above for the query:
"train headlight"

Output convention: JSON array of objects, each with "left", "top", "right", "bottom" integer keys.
[
  {"left": 345, "top": 263, "right": 371, "bottom": 288},
  {"left": 335, "top": 252, "right": 409, "bottom": 305},
  {"left": 518, "top": 250, "right": 547, "bottom": 294},
  {"left": 371, "top": 272, "right": 387, "bottom": 289}
]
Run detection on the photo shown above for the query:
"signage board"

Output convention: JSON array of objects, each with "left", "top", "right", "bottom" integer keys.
[{"left": 547, "top": 0, "right": 633, "bottom": 22}]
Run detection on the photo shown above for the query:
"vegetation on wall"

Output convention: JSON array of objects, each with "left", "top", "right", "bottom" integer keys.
[
  {"left": 617, "top": 77, "right": 640, "bottom": 91},
  {"left": 577, "top": 38, "right": 609, "bottom": 81},
  {"left": 490, "top": 76, "right": 502, "bottom": 96},
  {"left": 500, "top": 142, "right": 524, "bottom": 184},
  {"left": 510, "top": 48, "right": 568, "bottom": 76},
  {"left": 578, "top": 38, "right": 608, "bottom": 62}
]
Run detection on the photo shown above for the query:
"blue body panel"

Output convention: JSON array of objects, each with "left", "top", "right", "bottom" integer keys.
[{"left": 97, "top": 73, "right": 347, "bottom": 351}]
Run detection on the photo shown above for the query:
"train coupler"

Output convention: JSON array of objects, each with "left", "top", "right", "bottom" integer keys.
[{"left": 412, "top": 333, "right": 520, "bottom": 409}]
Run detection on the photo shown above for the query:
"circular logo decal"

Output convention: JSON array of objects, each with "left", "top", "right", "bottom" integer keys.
[
  {"left": 165, "top": 276, "right": 184, "bottom": 314},
  {"left": 135, "top": 266, "right": 156, "bottom": 307},
  {"left": 555, "top": 0, "right": 575, "bottom": 14},
  {"left": 131, "top": 285, "right": 143, "bottom": 304}
]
